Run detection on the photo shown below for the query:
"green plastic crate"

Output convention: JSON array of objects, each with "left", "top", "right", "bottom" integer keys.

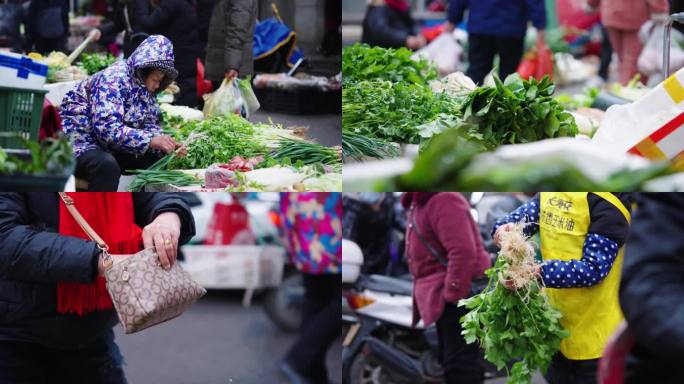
[{"left": 0, "top": 86, "right": 48, "bottom": 149}]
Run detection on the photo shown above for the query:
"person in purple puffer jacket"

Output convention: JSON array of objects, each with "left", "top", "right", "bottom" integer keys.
[{"left": 60, "top": 35, "right": 187, "bottom": 191}]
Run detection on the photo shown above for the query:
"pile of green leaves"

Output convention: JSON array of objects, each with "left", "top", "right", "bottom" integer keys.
[
  {"left": 167, "top": 114, "right": 269, "bottom": 169},
  {"left": 447, "top": 73, "right": 577, "bottom": 150},
  {"left": 460, "top": 256, "right": 569, "bottom": 383},
  {"left": 388, "top": 128, "right": 675, "bottom": 191},
  {"left": 127, "top": 169, "right": 200, "bottom": 191},
  {"left": 0, "top": 136, "right": 73, "bottom": 175},
  {"left": 554, "top": 87, "right": 599, "bottom": 110},
  {"left": 343, "top": 79, "right": 459, "bottom": 144},
  {"left": 342, "top": 130, "right": 400, "bottom": 161},
  {"left": 342, "top": 43, "right": 438, "bottom": 85},
  {"left": 79, "top": 53, "right": 117, "bottom": 75},
  {"left": 272, "top": 137, "right": 339, "bottom": 166}
]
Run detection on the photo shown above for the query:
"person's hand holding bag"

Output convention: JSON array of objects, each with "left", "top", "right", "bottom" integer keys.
[{"left": 142, "top": 212, "right": 182, "bottom": 270}]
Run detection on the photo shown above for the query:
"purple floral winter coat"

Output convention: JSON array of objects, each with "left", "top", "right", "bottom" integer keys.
[{"left": 60, "top": 35, "right": 175, "bottom": 157}]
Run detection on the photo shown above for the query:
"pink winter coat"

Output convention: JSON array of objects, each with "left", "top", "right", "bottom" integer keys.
[
  {"left": 402, "top": 193, "right": 490, "bottom": 328},
  {"left": 588, "top": 0, "right": 669, "bottom": 30}
]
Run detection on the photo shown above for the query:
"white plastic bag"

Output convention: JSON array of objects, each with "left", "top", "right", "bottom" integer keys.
[
  {"left": 412, "top": 32, "right": 462, "bottom": 76},
  {"left": 203, "top": 78, "right": 244, "bottom": 118},
  {"left": 237, "top": 78, "right": 260, "bottom": 117},
  {"left": 638, "top": 21, "right": 684, "bottom": 77}
]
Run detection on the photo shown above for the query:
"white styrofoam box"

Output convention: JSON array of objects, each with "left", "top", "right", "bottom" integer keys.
[
  {"left": 0, "top": 52, "right": 47, "bottom": 91},
  {"left": 44, "top": 80, "right": 80, "bottom": 106},
  {"left": 180, "top": 245, "right": 286, "bottom": 289}
]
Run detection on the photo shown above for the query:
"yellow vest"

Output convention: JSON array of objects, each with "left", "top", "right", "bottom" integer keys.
[{"left": 540, "top": 192, "right": 631, "bottom": 360}]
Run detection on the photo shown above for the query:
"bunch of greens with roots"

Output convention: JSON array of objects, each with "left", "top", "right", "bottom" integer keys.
[{"left": 459, "top": 223, "right": 569, "bottom": 384}]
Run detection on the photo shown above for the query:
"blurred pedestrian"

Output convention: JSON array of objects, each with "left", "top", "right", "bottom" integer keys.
[
  {"left": 136, "top": 0, "right": 201, "bottom": 107},
  {"left": 361, "top": 0, "right": 426, "bottom": 50},
  {"left": 0, "top": 0, "right": 27, "bottom": 52},
  {"left": 92, "top": 0, "right": 148, "bottom": 57},
  {"left": 204, "top": 0, "right": 256, "bottom": 88},
  {"left": 26, "top": 0, "right": 69, "bottom": 54},
  {"left": 0, "top": 192, "right": 195, "bottom": 384},
  {"left": 402, "top": 192, "right": 490, "bottom": 384},
  {"left": 619, "top": 193, "right": 684, "bottom": 384},
  {"left": 278, "top": 192, "right": 342, "bottom": 384},
  {"left": 586, "top": 0, "right": 669, "bottom": 85},
  {"left": 444, "top": 0, "right": 547, "bottom": 84},
  {"left": 342, "top": 193, "right": 398, "bottom": 275}
]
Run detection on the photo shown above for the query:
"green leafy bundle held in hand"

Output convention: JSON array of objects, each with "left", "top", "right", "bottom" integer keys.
[
  {"left": 450, "top": 74, "right": 577, "bottom": 150},
  {"left": 459, "top": 223, "right": 569, "bottom": 384},
  {"left": 342, "top": 43, "right": 438, "bottom": 85}
]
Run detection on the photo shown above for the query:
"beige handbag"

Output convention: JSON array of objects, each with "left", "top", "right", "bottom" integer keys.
[{"left": 59, "top": 193, "right": 207, "bottom": 334}]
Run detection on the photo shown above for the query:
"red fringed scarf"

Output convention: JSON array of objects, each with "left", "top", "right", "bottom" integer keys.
[
  {"left": 385, "top": 0, "right": 409, "bottom": 12},
  {"left": 57, "top": 192, "right": 143, "bottom": 315}
]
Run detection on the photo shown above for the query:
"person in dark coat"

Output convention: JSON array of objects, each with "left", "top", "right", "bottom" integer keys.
[
  {"left": 445, "top": 0, "right": 547, "bottom": 84},
  {"left": 362, "top": 0, "right": 426, "bottom": 50},
  {"left": 196, "top": 0, "right": 215, "bottom": 58},
  {"left": 136, "top": 0, "right": 201, "bottom": 107},
  {"left": 204, "top": 0, "right": 256, "bottom": 85},
  {"left": 26, "top": 0, "right": 69, "bottom": 54},
  {"left": 93, "top": 0, "right": 149, "bottom": 57},
  {"left": 0, "top": 192, "right": 195, "bottom": 383},
  {"left": 0, "top": 0, "right": 27, "bottom": 52},
  {"left": 620, "top": 193, "right": 684, "bottom": 384},
  {"left": 401, "top": 192, "right": 490, "bottom": 384}
]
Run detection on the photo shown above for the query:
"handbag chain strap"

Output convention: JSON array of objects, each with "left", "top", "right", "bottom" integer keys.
[{"left": 58, "top": 192, "right": 113, "bottom": 268}]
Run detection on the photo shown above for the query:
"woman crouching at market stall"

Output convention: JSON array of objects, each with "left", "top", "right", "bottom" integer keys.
[
  {"left": 60, "top": 35, "right": 187, "bottom": 191},
  {"left": 402, "top": 192, "right": 490, "bottom": 384}
]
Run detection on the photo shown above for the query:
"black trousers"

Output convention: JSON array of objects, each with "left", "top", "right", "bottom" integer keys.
[
  {"left": 75, "top": 148, "right": 161, "bottom": 191},
  {"left": 34, "top": 37, "right": 66, "bottom": 55},
  {"left": 0, "top": 331, "right": 127, "bottom": 384},
  {"left": 598, "top": 25, "right": 613, "bottom": 81},
  {"left": 285, "top": 273, "right": 342, "bottom": 383},
  {"left": 545, "top": 353, "right": 599, "bottom": 384},
  {"left": 435, "top": 302, "right": 483, "bottom": 384},
  {"left": 466, "top": 33, "right": 525, "bottom": 85}
]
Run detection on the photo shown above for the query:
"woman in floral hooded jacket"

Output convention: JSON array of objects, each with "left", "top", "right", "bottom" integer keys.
[{"left": 60, "top": 35, "right": 186, "bottom": 191}]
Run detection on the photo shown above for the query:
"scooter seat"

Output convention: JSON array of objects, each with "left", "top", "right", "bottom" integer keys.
[{"left": 362, "top": 274, "right": 413, "bottom": 296}]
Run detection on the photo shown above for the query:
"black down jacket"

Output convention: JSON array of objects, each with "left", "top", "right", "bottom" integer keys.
[
  {"left": 620, "top": 193, "right": 684, "bottom": 384},
  {"left": 0, "top": 192, "right": 195, "bottom": 349}
]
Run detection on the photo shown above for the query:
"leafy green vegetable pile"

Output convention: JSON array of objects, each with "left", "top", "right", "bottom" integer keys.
[
  {"left": 166, "top": 114, "right": 269, "bottom": 169},
  {"left": 441, "top": 74, "right": 578, "bottom": 150},
  {"left": 342, "top": 43, "right": 438, "bottom": 85},
  {"left": 342, "top": 44, "right": 456, "bottom": 146},
  {"left": 459, "top": 224, "right": 569, "bottom": 384},
  {"left": 79, "top": 53, "right": 118, "bottom": 75},
  {"left": 386, "top": 128, "right": 675, "bottom": 191},
  {"left": 343, "top": 79, "right": 458, "bottom": 144},
  {"left": 0, "top": 136, "right": 73, "bottom": 175}
]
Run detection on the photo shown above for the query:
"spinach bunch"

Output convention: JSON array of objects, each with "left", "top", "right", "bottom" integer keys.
[
  {"left": 454, "top": 74, "right": 577, "bottom": 150},
  {"left": 460, "top": 255, "right": 569, "bottom": 384},
  {"left": 342, "top": 43, "right": 438, "bottom": 85}
]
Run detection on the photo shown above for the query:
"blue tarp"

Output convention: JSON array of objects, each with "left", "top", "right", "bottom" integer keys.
[{"left": 253, "top": 18, "right": 303, "bottom": 67}]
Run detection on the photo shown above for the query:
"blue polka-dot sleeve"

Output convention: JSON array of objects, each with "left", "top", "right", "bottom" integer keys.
[
  {"left": 491, "top": 196, "right": 540, "bottom": 238},
  {"left": 541, "top": 233, "right": 620, "bottom": 288}
]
